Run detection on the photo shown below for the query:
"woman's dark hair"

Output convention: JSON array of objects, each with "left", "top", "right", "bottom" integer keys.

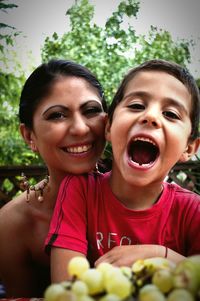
[
  {"left": 19, "top": 59, "right": 107, "bottom": 129},
  {"left": 109, "top": 59, "right": 200, "bottom": 140}
]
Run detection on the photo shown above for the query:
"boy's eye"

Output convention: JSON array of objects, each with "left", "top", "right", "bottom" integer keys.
[
  {"left": 128, "top": 103, "right": 145, "bottom": 110},
  {"left": 46, "top": 111, "right": 66, "bottom": 120},
  {"left": 163, "top": 111, "right": 180, "bottom": 120}
]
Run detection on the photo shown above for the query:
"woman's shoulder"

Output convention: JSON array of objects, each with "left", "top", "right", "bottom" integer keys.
[{"left": 0, "top": 192, "right": 33, "bottom": 232}]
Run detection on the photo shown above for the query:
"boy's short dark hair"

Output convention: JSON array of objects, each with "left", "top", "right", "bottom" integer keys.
[{"left": 109, "top": 59, "right": 200, "bottom": 140}]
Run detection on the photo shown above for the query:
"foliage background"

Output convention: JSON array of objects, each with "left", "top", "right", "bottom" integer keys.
[{"left": 0, "top": 0, "right": 199, "bottom": 166}]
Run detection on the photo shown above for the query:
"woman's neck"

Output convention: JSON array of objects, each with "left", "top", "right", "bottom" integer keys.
[{"left": 42, "top": 170, "right": 67, "bottom": 209}]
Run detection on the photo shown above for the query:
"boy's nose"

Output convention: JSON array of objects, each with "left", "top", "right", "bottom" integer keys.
[{"left": 140, "top": 110, "right": 161, "bottom": 128}]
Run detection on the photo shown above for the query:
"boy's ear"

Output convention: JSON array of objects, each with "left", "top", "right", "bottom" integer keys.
[
  {"left": 19, "top": 124, "right": 38, "bottom": 152},
  {"left": 179, "top": 138, "right": 200, "bottom": 162},
  {"left": 105, "top": 120, "right": 111, "bottom": 142}
]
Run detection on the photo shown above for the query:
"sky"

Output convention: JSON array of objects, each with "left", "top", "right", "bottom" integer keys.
[{"left": 1, "top": 0, "right": 200, "bottom": 77}]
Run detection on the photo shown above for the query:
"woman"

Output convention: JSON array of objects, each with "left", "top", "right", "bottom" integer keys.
[{"left": 0, "top": 59, "right": 107, "bottom": 297}]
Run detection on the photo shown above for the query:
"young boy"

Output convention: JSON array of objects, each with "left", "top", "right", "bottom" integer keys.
[{"left": 45, "top": 59, "right": 200, "bottom": 282}]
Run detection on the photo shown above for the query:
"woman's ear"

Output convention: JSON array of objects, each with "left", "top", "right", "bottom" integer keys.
[
  {"left": 19, "top": 124, "right": 38, "bottom": 152},
  {"left": 105, "top": 119, "right": 111, "bottom": 142},
  {"left": 179, "top": 138, "right": 200, "bottom": 162},
  {"left": 103, "top": 113, "right": 108, "bottom": 126}
]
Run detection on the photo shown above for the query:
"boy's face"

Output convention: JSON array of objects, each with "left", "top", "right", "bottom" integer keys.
[{"left": 106, "top": 70, "right": 198, "bottom": 188}]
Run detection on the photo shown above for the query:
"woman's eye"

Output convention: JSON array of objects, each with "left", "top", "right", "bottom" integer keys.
[
  {"left": 163, "top": 111, "right": 180, "bottom": 120},
  {"left": 128, "top": 103, "right": 145, "bottom": 110},
  {"left": 46, "top": 111, "right": 66, "bottom": 120},
  {"left": 84, "top": 106, "right": 103, "bottom": 116}
]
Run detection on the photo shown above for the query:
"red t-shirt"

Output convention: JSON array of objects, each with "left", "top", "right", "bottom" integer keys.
[{"left": 45, "top": 172, "right": 200, "bottom": 265}]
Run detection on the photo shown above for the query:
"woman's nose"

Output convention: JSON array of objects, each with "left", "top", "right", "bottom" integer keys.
[{"left": 69, "top": 114, "right": 90, "bottom": 136}]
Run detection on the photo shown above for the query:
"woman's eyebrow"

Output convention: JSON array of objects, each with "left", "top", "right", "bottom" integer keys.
[
  {"left": 80, "top": 99, "right": 104, "bottom": 109},
  {"left": 42, "top": 99, "right": 103, "bottom": 115},
  {"left": 43, "top": 105, "right": 68, "bottom": 115}
]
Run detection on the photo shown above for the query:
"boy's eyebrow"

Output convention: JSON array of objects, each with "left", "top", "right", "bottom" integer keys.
[
  {"left": 123, "top": 91, "right": 147, "bottom": 101},
  {"left": 164, "top": 97, "right": 189, "bottom": 115},
  {"left": 123, "top": 91, "right": 190, "bottom": 114}
]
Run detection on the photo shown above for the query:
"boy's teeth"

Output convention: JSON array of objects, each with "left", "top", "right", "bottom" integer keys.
[
  {"left": 67, "top": 145, "right": 92, "bottom": 153},
  {"left": 134, "top": 137, "right": 156, "bottom": 146},
  {"left": 132, "top": 160, "right": 152, "bottom": 167}
]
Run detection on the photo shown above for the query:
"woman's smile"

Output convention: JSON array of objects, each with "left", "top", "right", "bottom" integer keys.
[{"left": 31, "top": 76, "right": 107, "bottom": 175}]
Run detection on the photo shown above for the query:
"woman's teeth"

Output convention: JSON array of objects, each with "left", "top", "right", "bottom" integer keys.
[{"left": 66, "top": 144, "right": 92, "bottom": 154}]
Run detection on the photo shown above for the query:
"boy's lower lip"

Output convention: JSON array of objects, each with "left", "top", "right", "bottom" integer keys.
[{"left": 127, "top": 155, "right": 157, "bottom": 171}]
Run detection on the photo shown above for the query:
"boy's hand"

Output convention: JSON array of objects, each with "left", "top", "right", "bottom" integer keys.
[
  {"left": 95, "top": 245, "right": 185, "bottom": 267},
  {"left": 95, "top": 245, "right": 156, "bottom": 267}
]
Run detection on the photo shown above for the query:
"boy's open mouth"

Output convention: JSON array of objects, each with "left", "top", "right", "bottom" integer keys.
[{"left": 128, "top": 137, "right": 159, "bottom": 166}]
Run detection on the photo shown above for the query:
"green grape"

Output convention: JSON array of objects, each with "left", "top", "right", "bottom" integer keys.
[
  {"left": 120, "top": 266, "right": 136, "bottom": 294},
  {"left": 143, "top": 257, "right": 175, "bottom": 275},
  {"left": 173, "top": 259, "right": 199, "bottom": 295},
  {"left": 98, "top": 266, "right": 123, "bottom": 288},
  {"left": 44, "top": 283, "right": 76, "bottom": 301},
  {"left": 97, "top": 262, "right": 114, "bottom": 277},
  {"left": 59, "top": 290, "right": 77, "bottom": 301},
  {"left": 78, "top": 295, "right": 95, "bottom": 301},
  {"left": 120, "top": 266, "right": 132, "bottom": 280},
  {"left": 99, "top": 293, "right": 121, "bottom": 301},
  {"left": 105, "top": 273, "right": 132, "bottom": 300},
  {"left": 187, "top": 254, "right": 200, "bottom": 267},
  {"left": 68, "top": 256, "right": 90, "bottom": 278},
  {"left": 187, "top": 255, "right": 200, "bottom": 284},
  {"left": 138, "top": 284, "right": 166, "bottom": 301},
  {"left": 167, "top": 288, "right": 195, "bottom": 301},
  {"left": 44, "top": 283, "right": 66, "bottom": 301},
  {"left": 97, "top": 262, "right": 114, "bottom": 274},
  {"left": 104, "top": 266, "right": 124, "bottom": 283},
  {"left": 60, "top": 280, "right": 71, "bottom": 289},
  {"left": 132, "top": 259, "right": 145, "bottom": 275},
  {"left": 152, "top": 269, "right": 174, "bottom": 293},
  {"left": 71, "top": 280, "right": 89, "bottom": 296},
  {"left": 97, "top": 262, "right": 114, "bottom": 283},
  {"left": 81, "top": 268, "right": 104, "bottom": 295}
]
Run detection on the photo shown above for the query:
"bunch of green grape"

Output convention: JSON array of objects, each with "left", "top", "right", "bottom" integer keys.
[{"left": 44, "top": 255, "right": 200, "bottom": 301}]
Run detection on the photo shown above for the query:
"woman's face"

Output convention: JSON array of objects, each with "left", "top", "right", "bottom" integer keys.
[{"left": 28, "top": 76, "right": 107, "bottom": 177}]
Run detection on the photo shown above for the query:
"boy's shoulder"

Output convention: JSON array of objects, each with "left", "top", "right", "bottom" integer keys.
[{"left": 164, "top": 181, "right": 200, "bottom": 203}]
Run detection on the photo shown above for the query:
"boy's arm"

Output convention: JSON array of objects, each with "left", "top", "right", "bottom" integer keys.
[
  {"left": 51, "top": 247, "right": 85, "bottom": 282},
  {"left": 95, "top": 244, "right": 185, "bottom": 267},
  {"left": 47, "top": 175, "right": 89, "bottom": 283}
]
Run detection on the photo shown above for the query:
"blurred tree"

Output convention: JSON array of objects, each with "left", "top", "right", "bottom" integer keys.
[
  {"left": 0, "top": 0, "right": 197, "bottom": 166},
  {"left": 0, "top": 0, "right": 18, "bottom": 53},
  {"left": 0, "top": 71, "right": 42, "bottom": 165},
  {"left": 42, "top": 0, "right": 192, "bottom": 103},
  {"left": 0, "top": 1, "right": 41, "bottom": 165}
]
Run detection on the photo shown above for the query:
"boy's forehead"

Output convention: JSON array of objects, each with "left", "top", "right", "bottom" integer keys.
[
  {"left": 125, "top": 70, "right": 188, "bottom": 94},
  {"left": 123, "top": 70, "right": 192, "bottom": 109}
]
